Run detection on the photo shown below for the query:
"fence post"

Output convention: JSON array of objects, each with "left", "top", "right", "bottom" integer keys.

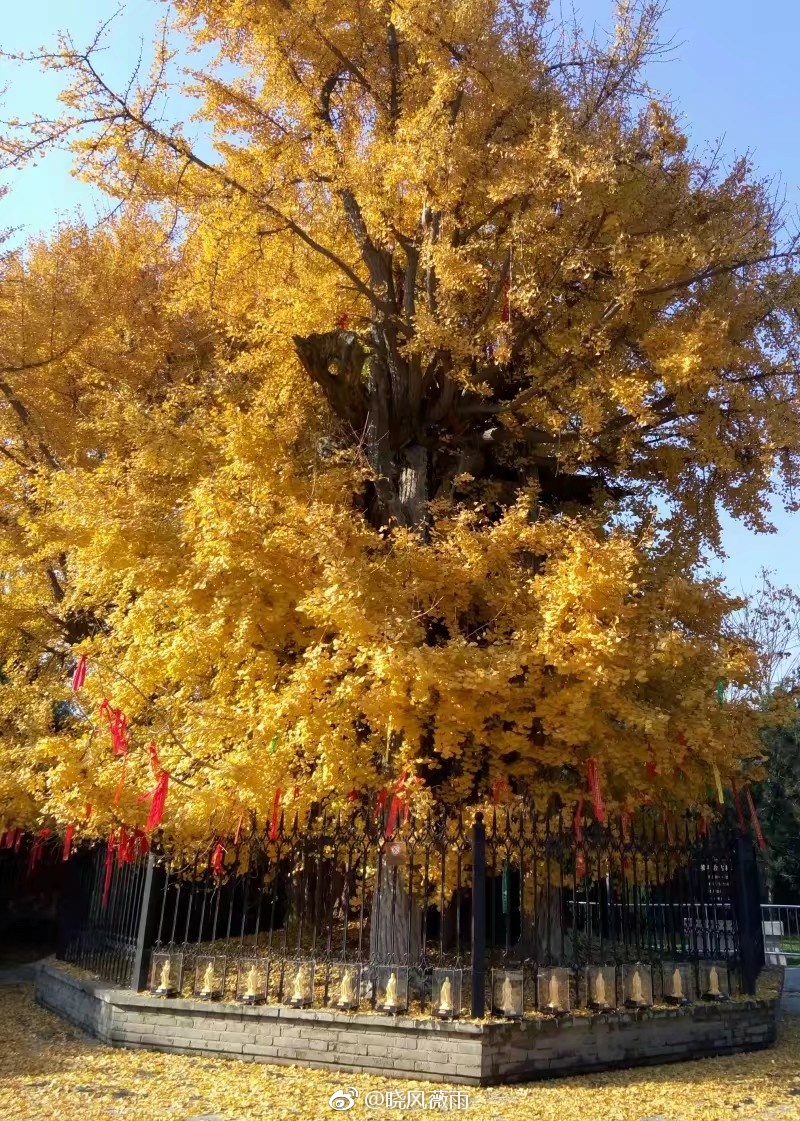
[
  {"left": 471, "top": 811, "right": 486, "bottom": 1018},
  {"left": 732, "top": 833, "right": 765, "bottom": 996},
  {"left": 131, "top": 853, "right": 164, "bottom": 992}
]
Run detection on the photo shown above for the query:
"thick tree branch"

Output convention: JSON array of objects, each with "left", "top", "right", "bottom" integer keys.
[
  {"left": 637, "top": 249, "right": 800, "bottom": 298},
  {"left": 293, "top": 330, "right": 370, "bottom": 434},
  {"left": 31, "top": 48, "right": 398, "bottom": 321},
  {"left": 0, "top": 379, "right": 60, "bottom": 469},
  {"left": 474, "top": 251, "right": 511, "bottom": 331},
  {"left": 387, "top": 23, "right": 401, "bottom": 127}
]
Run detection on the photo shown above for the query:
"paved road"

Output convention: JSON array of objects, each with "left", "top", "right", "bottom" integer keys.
[
  {"left": 0, "top": 957, "right": 50, "bottom": 985},
  {"left": 782, "top": 966, "right": 800, "bottom": 1016}
]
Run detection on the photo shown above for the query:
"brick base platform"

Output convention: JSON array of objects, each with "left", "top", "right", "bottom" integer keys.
[{"left": 35, "top": 960, "right": 778, "bottom": 1085}]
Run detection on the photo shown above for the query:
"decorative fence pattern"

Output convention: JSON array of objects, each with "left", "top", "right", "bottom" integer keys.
[{"left": 58, "top": 807, "right": 766, "bottom": 1016}]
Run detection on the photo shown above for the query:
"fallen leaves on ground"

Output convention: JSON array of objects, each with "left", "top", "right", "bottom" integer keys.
[{"left": 0, "top": 985, "right": 799, "bottom": 1121}]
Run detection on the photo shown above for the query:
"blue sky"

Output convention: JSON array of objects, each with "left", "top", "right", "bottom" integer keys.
[{"left": 2, "top": 0, "right": 799, "bottom": 596}]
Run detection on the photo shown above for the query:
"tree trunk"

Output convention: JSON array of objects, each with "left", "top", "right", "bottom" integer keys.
[
  {"left": 294, "top": 328, "right": 435, "bottom": 965},
  {"left": 398, "top": 445, "right": 428, "bottom": 528},
  {"left": 369, "top": 854, "right": 422, "bottom": 964},
  {"left": 510, "top": 884, "right": 566, "bottom": 964},
  {"left": 533, "top": 885, "right": 566, "bottom": 964}
]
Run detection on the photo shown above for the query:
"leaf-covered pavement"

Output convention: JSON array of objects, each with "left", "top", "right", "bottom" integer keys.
[{"left": 1, "top": 985, "right": 799, "bottom": 1121}]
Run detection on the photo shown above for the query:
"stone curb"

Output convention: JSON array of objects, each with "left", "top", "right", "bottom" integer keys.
[{"left": 34, "top": 959, "right": 779, "bottom": 1086}]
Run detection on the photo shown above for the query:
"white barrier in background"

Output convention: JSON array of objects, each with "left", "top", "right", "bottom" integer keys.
[{"left": 761, "top": 906, "right": 800, "bottom": 966}]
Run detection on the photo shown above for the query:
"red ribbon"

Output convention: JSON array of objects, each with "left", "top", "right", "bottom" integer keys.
[
  {"left": 573, "top": 801, "right": 586, "bottom": 878},
  {"left": 386, "top": 771, "right": 415, "bottom": 832},
  {"left": 212, "top": 842, "right": 225, "bottom": 876},
  {"left": 268, "top": 788, "right": 281, "bottom": 842},
  {"left": 491, "top": 779, "right": 509, "bottom": 804},
  {"left": 62, "top": 824, "right": 75, "bottom": 862},
  {"left": 373, "top": 788, "right": 388, "bottom": 823},
  {"left": 99, "top": 700, "right": 129, "bottom": 757},
  {"left": 111, "top": 712, "right": 129, "bottom": 757},
  {"left": 744, "top": 786, "right": 767, "bottom": 850},
  {"left": 127, "top": 743, "right": 163, "bottom": 822},
  {"left": 85, "top": 803, "right": 93, "bottom": 820},
  {"left": 13, "top": 829, "right": 23, "bottom": 852},
  {"left": 147, "top": 742, "right": 161, "bottom": 779},
  {"left": 587, "top": 758, "right": 606, "bottom": 824},
  {"left": 113, "top": 756, "right": 128, "bottom": 806},
  {"left": 146, "top": 771, "right": 169, "bottom": 831},
  {"left": 116, "top": 827, "right": 135, "bottom": 866},
  {"left": 102, "top": 832, "right": 115, "bottom": 908},
  {"left": 27, "top": 829, "right": 51, "bottom": 874},
  {"left": 139, "top": 774, "right": 168, "bottom": 828},
  {"left": 385, "top": 795, "right": 400, "bottom": 838},
  {"left": 71, "top": 654, "right": 88, "bottom": 691}
]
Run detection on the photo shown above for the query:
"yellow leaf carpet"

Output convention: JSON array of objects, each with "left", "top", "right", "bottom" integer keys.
[{"left": 1, "top": 986, "right": 799, "bottom": 1120}]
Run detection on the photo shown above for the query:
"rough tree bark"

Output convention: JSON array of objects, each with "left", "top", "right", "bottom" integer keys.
[{"left": 369, "top": 856, "right": 422, "bottom": 965}]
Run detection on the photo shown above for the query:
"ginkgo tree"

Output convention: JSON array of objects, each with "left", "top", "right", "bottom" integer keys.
[{"left": 0, "top": 0, "right": 798, "bottom": 848}]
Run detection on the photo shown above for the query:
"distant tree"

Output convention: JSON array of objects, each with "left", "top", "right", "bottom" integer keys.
[
  {"left": 729, "top": 572, "right": 800, "bottom": 900},
  {"left": 728, "top": 570, "right": 800, "bottom": 702},
  {"left": 753, "top": 718, "right": 800, "bottom": 902}
]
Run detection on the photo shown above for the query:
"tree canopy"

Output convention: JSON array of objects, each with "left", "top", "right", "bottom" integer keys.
[{"left": 0, "top": 1, "right": 798, "bottom": 846}]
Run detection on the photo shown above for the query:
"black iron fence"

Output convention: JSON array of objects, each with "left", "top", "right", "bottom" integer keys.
[
  {"left": 57, "top": 806, "right": 766, "bottom": 1014},
  {"left": 59, "top": 846, "right": 151, "bottom": 985}
]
